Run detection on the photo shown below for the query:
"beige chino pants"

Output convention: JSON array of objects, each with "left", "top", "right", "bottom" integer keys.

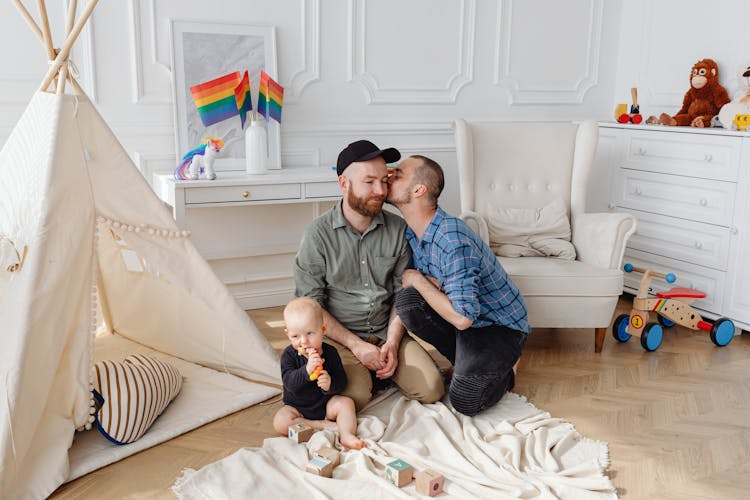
[{"left": 325, "top": 334, "right": 444, "bottom": 411}]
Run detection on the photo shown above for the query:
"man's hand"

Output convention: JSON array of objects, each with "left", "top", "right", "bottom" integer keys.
[
  {"left": 316, "top": 370, "right": 331, "bottom": 391},
  {"left": 375, "top": 340, "right": 399, "bottom": 379},
  {"left": 351, "top": 340, "right": 384, "bottom": 371}
]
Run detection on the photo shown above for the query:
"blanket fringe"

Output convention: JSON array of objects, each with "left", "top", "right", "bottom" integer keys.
[{"left": 171, "top": 468, "right": 196, "bottom": 497}]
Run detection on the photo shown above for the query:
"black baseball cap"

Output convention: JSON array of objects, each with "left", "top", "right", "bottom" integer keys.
[{"left": 336, "top": 140, "right": 401, "bottom": 176}]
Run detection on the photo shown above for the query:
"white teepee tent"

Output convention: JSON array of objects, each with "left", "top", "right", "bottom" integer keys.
[{"left": 0, "top": 2, "right": 281, "bottom": 498}]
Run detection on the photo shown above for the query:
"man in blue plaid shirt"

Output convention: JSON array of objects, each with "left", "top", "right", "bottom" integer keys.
[{"left": 387, "top": 155, "right": 530, "bottom": 416}]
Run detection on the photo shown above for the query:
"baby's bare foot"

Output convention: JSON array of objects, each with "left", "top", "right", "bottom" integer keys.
[{"left": 340, "top": 434, "right": 366, "bottom": 450}]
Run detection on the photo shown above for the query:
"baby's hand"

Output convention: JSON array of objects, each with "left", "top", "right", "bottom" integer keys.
[
  {"left": 305, "top": 350, "right": 324, "bottom": 375},
  {"left": 316, "top": 370, "right": 331, "bottom": 391}
]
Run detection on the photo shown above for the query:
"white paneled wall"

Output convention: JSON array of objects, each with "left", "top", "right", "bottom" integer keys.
[
  {"left": 1, "top": 0, "right": 629, "bottom": 216},
  {"left": 614, "top": 0, "right": 750, "bottom": 117},
  {"left": 24, "top": 0, "right": 750, "bottom": 308}
]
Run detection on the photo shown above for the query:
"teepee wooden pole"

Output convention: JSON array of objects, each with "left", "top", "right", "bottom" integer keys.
[
  {"left": 11, "top": 0, "right": 44, "bottom": 45},
  {"left": 36, "top": 0, "right": 56, "bottom": 61},
  {"left": 36, "top": 0, "right": 60, "bottom": 93},
  {"left": 39, "top": 0, "right": 98, "bottom": 92},
  {"left": 56, "top": 0, "right": 79, "bottom": 95},
  {"left": 65, "top": 0, "right": 78, "bottom": 35}
]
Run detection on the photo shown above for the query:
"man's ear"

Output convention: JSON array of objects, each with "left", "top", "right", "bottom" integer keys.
[
  {"left": 414, "top": 184, "right": 427, "bottom": 197},
  {"left": 322, "top": 324, "right": 327, "bottom": 333}
]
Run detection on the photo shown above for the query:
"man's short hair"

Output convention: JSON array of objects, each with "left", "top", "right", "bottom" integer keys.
[{"left": 411, "top": 155, "right": 444, "bottom": 206}]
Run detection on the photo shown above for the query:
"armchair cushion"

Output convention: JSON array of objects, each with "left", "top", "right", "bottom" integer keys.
[
  {"left": 486, "top": 198, "right": 575, "bottom": 259},
  {"left": 572, "top": 212, "right": 637, "bottom": 269},
  {"left": 498, "top": 256, "right": 623, "bottom": 297}
]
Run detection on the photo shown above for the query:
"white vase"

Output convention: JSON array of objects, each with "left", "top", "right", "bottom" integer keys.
[{"left": 245, "top": 120, "right": 268, "bottom": 174}]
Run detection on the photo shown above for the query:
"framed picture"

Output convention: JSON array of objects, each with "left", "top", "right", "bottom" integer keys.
[{"left": 170, "top": 21, "right": 281, "bottom": 171}]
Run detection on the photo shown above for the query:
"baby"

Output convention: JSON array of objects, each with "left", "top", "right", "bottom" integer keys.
[{"left": 272, "top": 297, "right": 366, "bottom": 449}]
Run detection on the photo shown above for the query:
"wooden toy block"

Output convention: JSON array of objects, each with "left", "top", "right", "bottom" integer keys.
[
  {"left": 288, "top": 423, "right": 314, "bottom": 443},
  {"left": 385, "top": 458, "right": 413, "bottom": 487},
  {"left": 306, "top": 457, "right": 333, "bottom": 477},
  {"left": 415, "top": 469, "right": 444, "bottom": 496},
  {"left": 313, "top": 446, "right": 340, "bottom": 468}
]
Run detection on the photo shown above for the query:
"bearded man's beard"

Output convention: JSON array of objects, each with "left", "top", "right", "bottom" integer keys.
[{"left": 347, "top": 189, "right": 385, "bottom": 217}]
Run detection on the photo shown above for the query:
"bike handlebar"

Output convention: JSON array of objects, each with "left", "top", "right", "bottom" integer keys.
[{"left": 623, "top": 263, "right": 676, "bottom": 283}]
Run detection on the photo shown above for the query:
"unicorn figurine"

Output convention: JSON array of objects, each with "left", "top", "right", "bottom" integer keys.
[{"left": 174, "top": 137, "right": 224, "bottom": 180}]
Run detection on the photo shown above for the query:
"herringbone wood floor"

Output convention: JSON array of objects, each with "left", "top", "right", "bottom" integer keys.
[{"left": 53, "top": 296, "right": 750, "bottom": 499}]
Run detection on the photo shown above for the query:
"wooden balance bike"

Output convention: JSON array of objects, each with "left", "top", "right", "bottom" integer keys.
[{"left": 612, "top": 263, "right": 735, "bottom": 351}]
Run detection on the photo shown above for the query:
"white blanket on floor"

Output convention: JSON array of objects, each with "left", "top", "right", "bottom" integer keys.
[{"left": 173, "top": 390, "right": 616, "bottom": 499}]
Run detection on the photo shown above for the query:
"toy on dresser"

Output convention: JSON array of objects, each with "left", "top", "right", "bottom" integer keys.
[
  {"left": 659, "top": 59, "right": 730, "bottom": 128},
  {"left": 612, "top": 264, "right": 735, "bottom": 351},
  {"left": 718, "top": 62, "right": 750, "bottom": 131}
]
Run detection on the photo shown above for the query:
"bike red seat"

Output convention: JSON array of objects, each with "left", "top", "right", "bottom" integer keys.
[{"left": 655, "top": 287, "right": 706, "bottom": 299}]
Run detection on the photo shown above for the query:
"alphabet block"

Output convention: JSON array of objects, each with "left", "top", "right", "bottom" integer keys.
[
  {"left": 415, "top": 469, "right": 444, "bottom": 496},
  {"left": 288, "top": 423, "right": 314, "bottom": 443},
  {"left": 306, "top": 457, "right": 333, "bottom": 478},
  {"left": 385, "top": 458, "right": 413, "bottom": 487},
  {"left": 313, "top": 446, "right": 340, "bottom": 468}
]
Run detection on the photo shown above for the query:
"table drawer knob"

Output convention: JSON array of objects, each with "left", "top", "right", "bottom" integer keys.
[
  {"left": 638, "top": 147, "right": 646, "bottom": 156},
  {"left": 241, "top": 191, "right": 250, "bottom": 199},
  {"left": 704, "top": 154, "right": 713, "bottom": 162},
  {"left": 699, "top": 198, "right": 708, "bottom": 206},
  {"left": 694, "top": 241, "right": 703, "bottom": 249}
]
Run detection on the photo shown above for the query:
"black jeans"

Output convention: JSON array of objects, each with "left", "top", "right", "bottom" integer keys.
[{"left": 394, "top": 287, "right": 527, "bottom": 416}]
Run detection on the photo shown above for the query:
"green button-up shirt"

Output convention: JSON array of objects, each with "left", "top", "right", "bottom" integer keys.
[{"left": 294, "top": 201, "right": 412, "bottom": 340}]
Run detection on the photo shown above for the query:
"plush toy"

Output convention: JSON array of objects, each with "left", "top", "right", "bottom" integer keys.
[
  {"left": 659, "top": 59, "right": 730, "bottom": 128},
  {"left": 717, "top": 62, "right": 750, "bottom": 130}
]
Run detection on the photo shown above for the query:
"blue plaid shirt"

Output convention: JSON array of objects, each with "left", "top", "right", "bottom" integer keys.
[{"left": 406, "top": 208, "right": 530, "bottom": 333}]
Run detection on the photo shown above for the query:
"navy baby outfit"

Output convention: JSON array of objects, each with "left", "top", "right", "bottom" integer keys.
[{"left": 280, "top": 342, "right": 347, "bottom": 420}]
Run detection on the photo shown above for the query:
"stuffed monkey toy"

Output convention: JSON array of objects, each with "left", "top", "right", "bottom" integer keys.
[{"left": 660, "top": 59, "right": 730, "bottom": 128}]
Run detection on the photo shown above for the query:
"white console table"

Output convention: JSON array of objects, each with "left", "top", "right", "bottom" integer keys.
[{"left": 153, "top": 167, "right": 340, "bottom": 309}]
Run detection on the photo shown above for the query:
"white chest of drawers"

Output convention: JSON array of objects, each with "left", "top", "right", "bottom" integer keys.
[
  {"left": 153, "top": 167, "right": 340, "bottom": 309},
  {"left": 594, "top": 123, "right": 750, "bottom": 331}
]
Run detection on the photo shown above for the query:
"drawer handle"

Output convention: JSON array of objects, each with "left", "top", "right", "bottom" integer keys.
[
  {"left": 634, "top": 188, "right": 642, "bottom": 195},
  {"left": 731, "top": 226, "right": 739, "bottom": 235},
  {"left": 241, "top": 191, "right": 250, "bottom": 199},
  {"left": 638, "top": 147, "right": 647, "bottom": 156},
  {"left": 704, "top": 153, "right": 713, "bottom": 162},
  {"left": 694, "top": 241, "right": 703, "bottom": 249},
  {"left": 699, "top": 198, "right": 707, "bottom": 206},
  {"left": 608, "top": 203, "right": 615, "bottom": 209}
]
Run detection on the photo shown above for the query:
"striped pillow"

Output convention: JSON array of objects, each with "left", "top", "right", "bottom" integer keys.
[{"left": 92, "top": 354, "right": 183, "bottom": 445}]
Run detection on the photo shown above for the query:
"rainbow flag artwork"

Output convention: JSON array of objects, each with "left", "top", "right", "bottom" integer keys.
[
  {"left": 190, "top": 71, "right": 252, "bottom": 128},
  {"left": 257, "top": 70, "right": 284, "bottom": 123}
]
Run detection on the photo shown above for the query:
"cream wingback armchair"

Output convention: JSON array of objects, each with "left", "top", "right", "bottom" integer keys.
[{"left": 453, "top": 119, "right": 636, "bottom": 352}]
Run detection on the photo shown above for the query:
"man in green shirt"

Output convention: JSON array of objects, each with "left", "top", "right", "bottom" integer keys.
[{"left": 294, "top": 140, "right": 444, "bottom": 410}]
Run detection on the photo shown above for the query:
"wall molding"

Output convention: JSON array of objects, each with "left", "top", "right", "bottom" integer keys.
[
  {"left": 281, "top": 148, "right": 320, "bottom": 168},
  {"left": 284, "top": 121, "right": 453, "bottom": 137},
  {"left": 127, "top": 0, "right": 171, "bottom": 104},
  {"left": 347, "top": 0, "right": 475, "bottom": 104},
  {"left": 132, "top": 151, "right": 175, "bottom": 184},
  {"left": 285, "top": 0, "right": 320, "bottom": 103},
  {"left": 494, "top": 0, "right": 603, "bottom": 105}
]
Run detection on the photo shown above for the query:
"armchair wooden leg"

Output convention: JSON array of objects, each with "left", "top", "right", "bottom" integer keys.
[{"left": 594, "top": 327, "right": 606, "bottom": 353}]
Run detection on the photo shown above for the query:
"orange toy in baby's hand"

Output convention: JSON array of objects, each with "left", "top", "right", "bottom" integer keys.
[
  {"left": 309, "top": 364, "right": 323, "bottom": 381},
  {"left": 298, "top": 346, "right": 324, "bottom": 381}
]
